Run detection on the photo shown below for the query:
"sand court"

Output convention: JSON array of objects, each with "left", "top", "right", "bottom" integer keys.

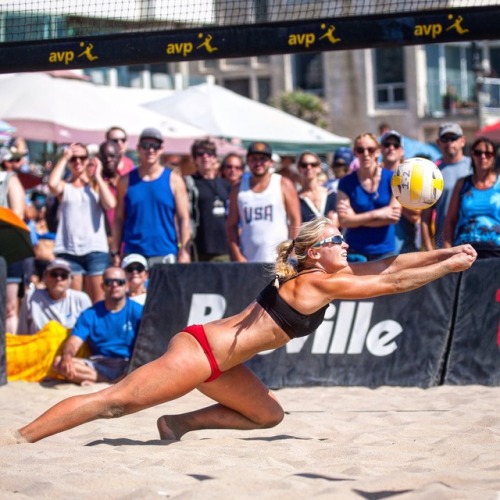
[{"left": 1, "top": 381, "right": 499, "bottom": 499}]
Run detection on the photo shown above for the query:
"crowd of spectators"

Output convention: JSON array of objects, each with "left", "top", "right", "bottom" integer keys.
[{"left": 2, "top": 120, "right": 499, "bottom": 383}]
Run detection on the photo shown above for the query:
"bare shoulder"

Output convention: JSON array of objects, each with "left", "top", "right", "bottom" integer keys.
[{"left": 280, "top": 174, "right": 297, "bottom": 191}]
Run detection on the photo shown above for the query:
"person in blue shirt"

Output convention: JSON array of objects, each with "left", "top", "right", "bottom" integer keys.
[
  {"left": 337, "top": 132, "right": 402, "bottom": 262},
  {"left": 52, "top": 266, "right": 143, "bottom": 385}
]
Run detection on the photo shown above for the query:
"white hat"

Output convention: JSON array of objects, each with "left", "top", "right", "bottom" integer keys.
[
  {"left": 46, "top": 258, "right": 72, "bottom": 274},
  {"left": 121, "top": 253, "right": 148, "bottom": 270}
]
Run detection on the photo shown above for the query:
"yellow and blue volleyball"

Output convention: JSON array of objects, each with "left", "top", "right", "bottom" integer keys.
[{"left": 391, "top": 157, "right": 444, "bottom": 210}]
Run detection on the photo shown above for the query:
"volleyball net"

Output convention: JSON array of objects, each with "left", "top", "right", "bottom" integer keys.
[{"left": 0, "top": 1, "right": 499, "bottom": 73}]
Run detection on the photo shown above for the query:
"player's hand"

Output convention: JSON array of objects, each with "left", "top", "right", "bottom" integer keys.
[{"left": 447, "top": 249, "right": 476, "bottom": 272}]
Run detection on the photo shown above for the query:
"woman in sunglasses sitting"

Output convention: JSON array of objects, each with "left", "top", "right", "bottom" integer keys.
[
  {"left": 16, "top": 216, "right": 476, "bottom": 443},
  {"left": 48, "top": 143, "right": 116, "bottom": 303},
  {"left": 443, "top": 136, "right": 500, "bottom": 258},
  {"left": 121, "top": 253, "right": 149, "bottom": 305},
  {"left": 336, "top": 132, "right": 402, "bottom": 262}
]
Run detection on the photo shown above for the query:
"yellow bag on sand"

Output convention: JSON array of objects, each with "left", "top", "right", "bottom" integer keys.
[
  {"left": 6, "top": 321, "right": 69, "bottom": 382},
  {"left": 6, "top": 321, "right": 92, "bottom": 382}
]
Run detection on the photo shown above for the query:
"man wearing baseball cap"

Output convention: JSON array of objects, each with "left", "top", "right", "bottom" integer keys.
[
  {"left": 227, "top": 141, "right": 301, "bottom": 263},
  {"left": 17, "top": 258, "right": 92, "bottom": 335},
  {"left": 325, "top": 147, "right": 354, "bottom": 194},
  {"left": 421, "top": 122, "right": 472, "bottom": 250},
  {"left": 111, "top": 127, "right": 191, "bottom": 267}
]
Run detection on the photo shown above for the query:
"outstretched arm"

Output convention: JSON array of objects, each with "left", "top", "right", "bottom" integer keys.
[
  {"left": 342, "top": 245, "right": 477, "bottom": 276},
  {"left": 326, "top": 245, "right": 476, "bottom": 300}
]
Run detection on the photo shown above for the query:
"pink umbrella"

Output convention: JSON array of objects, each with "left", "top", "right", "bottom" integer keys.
[
  {"left": 476, "top": 120, "right": 500, "bottom": 143},
  {"left": 0, "top": 73, "right": 208, "bottom": 154}
]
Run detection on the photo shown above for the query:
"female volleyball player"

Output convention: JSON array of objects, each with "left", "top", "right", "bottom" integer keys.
[{"left": 16, "top": 216, "right": 476, "bottom": 443}]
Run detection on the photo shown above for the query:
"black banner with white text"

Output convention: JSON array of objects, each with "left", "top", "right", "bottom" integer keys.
[{"left": 129, "top": 260, "right": 500, "bottom": 388}]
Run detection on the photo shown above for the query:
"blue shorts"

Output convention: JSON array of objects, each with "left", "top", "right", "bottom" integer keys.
[
  {"left": 7, "top": 261, "right": 24, "bottom": 284},
  {"left": 82, "top": 356, "right": 129, "bottom": 382},
  {"left": 56, "top": 252, "right": 110, "bottom": 276}
]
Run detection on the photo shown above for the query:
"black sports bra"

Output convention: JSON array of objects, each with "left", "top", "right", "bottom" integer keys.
[{"left": 256, "top": 272, "right": 329, "bottom": 339}]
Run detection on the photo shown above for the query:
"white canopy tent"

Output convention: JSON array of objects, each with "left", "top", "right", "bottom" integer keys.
[
  {"left": 0, "top": 73, "right": 208, "bottom": 153},
  {"left": 143, "top": 83, "right": 351, "bottom": 155}
]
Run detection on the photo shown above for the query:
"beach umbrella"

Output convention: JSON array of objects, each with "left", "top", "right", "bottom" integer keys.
[
  {"left": 0, "top": 73, "right": 208, "bottom": 153},
  {"left": 143, "top": 82, "right": 351, "bottom": 155},
  {"left": 0, "top": 118, "right": 16, "bottom": 143},
  {"left": 0, "top": 119, "right": 15, "bottom": 133},
  {"left": 0, "top": 206, "right": 34, "bottom": 265},
  {"left": 476, "top": 120, "right": 500, "bottom": 142}
]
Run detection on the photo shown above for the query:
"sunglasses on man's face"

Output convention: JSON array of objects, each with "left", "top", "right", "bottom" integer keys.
[
  {"left": 125, "top": 264, "right": 146, "bottom": 274},
  {"left": 49, "top": 270, "right": 70, "bottom": 280},
  {"left": 110, "top": 137, "right": 127, "bottom": 143},
  {"left": 139, "top": 141, "right": 162, "bottom": 151},
  {"left": 103, "top": 278, "right": 127, "bottom": 287},
  {"left": 194, "top": 150, "right": 215, "bottom": 157},
  {"left": 440, "top": 135, "right": 461, "bottom": 143},
  {"left": 312, "top": 234, "right": 345, "bottom": 248},
  {"left": 382, "top": 142, "right": 401, "bottom": 149}
]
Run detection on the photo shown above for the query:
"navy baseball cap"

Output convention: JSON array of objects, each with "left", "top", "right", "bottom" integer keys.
[{"left": 332, "top": 147, "right": 354, "bottom": 167}]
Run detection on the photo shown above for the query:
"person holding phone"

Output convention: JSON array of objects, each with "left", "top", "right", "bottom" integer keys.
[{"left": 48, "top": 143, "right": 116, "bottom": 303}]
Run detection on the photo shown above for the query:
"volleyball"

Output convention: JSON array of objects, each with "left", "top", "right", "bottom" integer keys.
[{"left": 391, "top": 157, "right": 444, "bottom": 210}]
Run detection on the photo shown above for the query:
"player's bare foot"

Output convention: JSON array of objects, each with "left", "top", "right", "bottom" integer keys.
[{"left": 157, "top": 416, "right": 183, "bottom": 440}]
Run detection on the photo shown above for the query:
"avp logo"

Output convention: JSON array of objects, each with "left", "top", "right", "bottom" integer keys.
[
  {"left": 48, "top": 41, "right": 98, "bottom": 65},
  {"left": 186, "top": 294, "right": 403, "bottom": 357},
  {"left": 288, "top": 22, "right": 341, "bottom": 49},
  {"left": 414, "top": 13, "right": 470, "bottom": 40},
  {"left": 166, "top": 32, "right": 218, "bottom": 58}
]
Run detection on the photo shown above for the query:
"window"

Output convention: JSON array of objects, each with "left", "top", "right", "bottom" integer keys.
[
  {"left": 425, "top": 44, "right": 474, "bottom": 116},
  {"left": 149, "top": 64, "right": 173, "bottom": 89},
  {"left": 224, "top": 79, "right": 251, "bottom": 98},
  {"left": 84, "top": 67, "right": 110, "bottom": 85},
  {"left": 257, "top": 77, "right": 271, "bottom": 104},
  {"left": 374, "top": 47, "right": 406, "bottom": 108},
  {"left": 117, "top": 65, "right": 145, "bottom": 88},
  {"left": 292, "top": 53, "right": 324, "bottom": 96},
  {"left": 2, "top": 13, "right": 64, "bottom": 42}
]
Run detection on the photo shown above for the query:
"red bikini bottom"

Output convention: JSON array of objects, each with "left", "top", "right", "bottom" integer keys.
[{"left": 183, "top": 324, "right": 222, "bottom": 382}]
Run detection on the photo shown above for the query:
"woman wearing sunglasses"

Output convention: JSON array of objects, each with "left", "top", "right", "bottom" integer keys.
[
  {"left": 15, "top": 216, "right": 476, "bottom": 443},
  {"left": 48, "top": 143, "right": 116, "bottom": 303},
  {"left": 443, "top": 137, "right": 500, "bottom": 258},
  {"left": 336, "top": 133, "right": 402, "bottom": 262},
  {"left": 297, "top": 151, "right": 339, "bottom": 227}
]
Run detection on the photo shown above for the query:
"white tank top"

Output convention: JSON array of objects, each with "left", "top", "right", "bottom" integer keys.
[
  {"left": 54, "top": 182, "right": 109, "bottom": 255},
  {"left": 237, "top": 173, "right": 288, "bottom": 262}
]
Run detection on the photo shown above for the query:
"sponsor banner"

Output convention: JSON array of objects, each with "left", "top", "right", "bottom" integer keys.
[
  {"left": 130, "top": 263, "right": 460, "bottom": 388},
  {"left": 444, "top": 258, "right": 500, "bottom": 386},
  {"left": 0, "top": 7, "right": 498, "bottom": 73},
  {"left": 0, "top": 257, "right": 6, "bottom": 386}
]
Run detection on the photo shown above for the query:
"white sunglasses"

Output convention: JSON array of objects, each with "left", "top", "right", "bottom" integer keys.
[{"left": 312, "top": 234, "right": 345, "bottom": 248}]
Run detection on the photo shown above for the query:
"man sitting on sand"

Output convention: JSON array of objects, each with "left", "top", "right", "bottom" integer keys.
[{"left": 52, "top": 266, "right": 143, "bottom": 385}]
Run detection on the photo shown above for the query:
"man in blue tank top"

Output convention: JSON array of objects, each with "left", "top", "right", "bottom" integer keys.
[{"left": 110, "top": 128, "right": 192, "bottom": 266}]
